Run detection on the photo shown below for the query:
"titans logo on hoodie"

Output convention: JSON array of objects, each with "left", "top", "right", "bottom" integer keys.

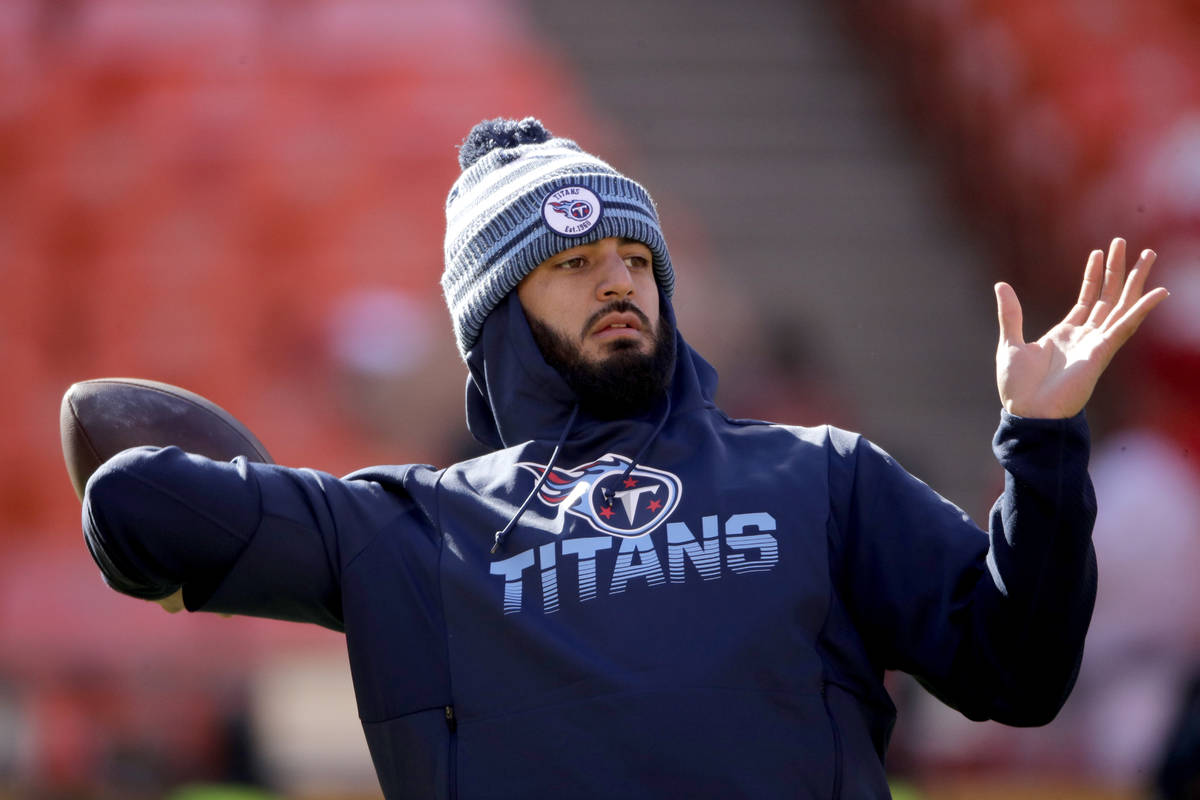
[{"left": 516, "top": 453, "right": 682, "bottom": 538}]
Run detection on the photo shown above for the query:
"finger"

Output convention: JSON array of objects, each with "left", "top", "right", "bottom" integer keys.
[
  {"left": 995, "top": 281, "right": 1024, "bottom": 347},
  {"left": 1102, "top": 286, "right": 1170, "bottom": 348},
  {"left": 1101, "top": 248, "right": 1157, "bottom": 333},
  {"left": 1066, "top": 249, "right": 1105, "bottom": 326},
  {"left": 1088, "top": 237, "right": 1127, "bottom": 326}
]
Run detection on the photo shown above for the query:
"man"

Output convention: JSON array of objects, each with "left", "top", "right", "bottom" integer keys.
[{"left": 83, "top": 117, "right": 1168, "bottom": 798}]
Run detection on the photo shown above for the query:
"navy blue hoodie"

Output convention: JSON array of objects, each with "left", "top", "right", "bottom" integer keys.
[{"left": 83, "top": 293, "right": 1097, "bottom": 799}]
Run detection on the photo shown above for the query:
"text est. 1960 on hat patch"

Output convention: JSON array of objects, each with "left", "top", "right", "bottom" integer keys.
[{"left": 542, "top": 186, "right": 603, "bottom": 237}]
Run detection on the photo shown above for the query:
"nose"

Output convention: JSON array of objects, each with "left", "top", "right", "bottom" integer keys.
[{"left": 595, "top": 247, "right": 635, "bottom": 300}]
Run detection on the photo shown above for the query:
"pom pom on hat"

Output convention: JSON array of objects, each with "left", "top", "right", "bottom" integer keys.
[
  {"left": 458, "top": 117, "right": 554, "bottom": 170},
  {"left": 441, "top": 116, "right": 676, "bottom": 359}
]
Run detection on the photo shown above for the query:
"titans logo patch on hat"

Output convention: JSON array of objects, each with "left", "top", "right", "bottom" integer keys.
[{"left": 542, "top": 186, "right": 603, "bottom": 237}]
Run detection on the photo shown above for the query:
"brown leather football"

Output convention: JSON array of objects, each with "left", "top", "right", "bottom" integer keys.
[{"left": 60, "top": 378, "right": 274, "bottom": 501}]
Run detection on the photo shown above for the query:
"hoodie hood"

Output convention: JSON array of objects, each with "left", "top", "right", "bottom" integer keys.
[{"left": 464, "top": 292, "right": 718, "bottom": 450}]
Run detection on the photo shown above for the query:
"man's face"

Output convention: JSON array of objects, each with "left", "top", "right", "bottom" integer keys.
[
  {"left": 517, "top": 237, "right": 661, "bottom": 364},
  {"left": 516, "top": 237, "right": 674, "bottom": 418}
]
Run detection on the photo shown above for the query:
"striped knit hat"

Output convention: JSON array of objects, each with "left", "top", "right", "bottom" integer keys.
[{"left": 442, "top": 117, "right": 675, "bottom": 359}]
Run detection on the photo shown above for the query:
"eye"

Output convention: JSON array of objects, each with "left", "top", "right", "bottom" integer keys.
[
  {"left": 557, "top": 256, "right": 587, "bottom": 270},
  {"left": 622, "top": 253, "right": 651, "bottom": 269}
]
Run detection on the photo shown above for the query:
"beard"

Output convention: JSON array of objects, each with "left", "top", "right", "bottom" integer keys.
[{"left": 527, "top": 300, "right": 676, "bottom": 420}]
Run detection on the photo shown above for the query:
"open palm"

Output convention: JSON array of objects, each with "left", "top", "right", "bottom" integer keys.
[{"left": 996, "top": 238, "right": 1169, "bottom": 419}]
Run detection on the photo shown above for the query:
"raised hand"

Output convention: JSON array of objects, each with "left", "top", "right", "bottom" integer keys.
[{"left": 995, "top": 238, "right": 1169, "bottom": 419}]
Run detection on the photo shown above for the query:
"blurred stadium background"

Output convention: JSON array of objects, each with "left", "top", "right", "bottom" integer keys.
[{"left": 1, "top": 0, "right": 1198, "bottom": 797}]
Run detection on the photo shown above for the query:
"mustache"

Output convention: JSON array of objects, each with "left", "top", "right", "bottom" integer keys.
[{"left": 579, "top": 300, "right": 652, "bottom": 340}]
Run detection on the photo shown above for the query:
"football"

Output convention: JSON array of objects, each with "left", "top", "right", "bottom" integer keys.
[{"left": 60, "top": 378, "right": 274, "bottom": 501}]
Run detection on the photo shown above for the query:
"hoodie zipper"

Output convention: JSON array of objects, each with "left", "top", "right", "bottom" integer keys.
[
  {"left": 821, "top": 683, "right": 844, "bottom": 799},
  {"left": 445, "top": 705, "right": 458, "bottom": 799}
]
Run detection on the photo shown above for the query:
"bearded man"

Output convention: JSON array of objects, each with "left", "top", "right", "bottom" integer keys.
[{"left": 83, "top": 117, "right": 1168, "bottom": 798}]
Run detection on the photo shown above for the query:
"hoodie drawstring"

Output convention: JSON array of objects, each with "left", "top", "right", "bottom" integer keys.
[
  {"left": 492, "top": 404, "right": 580, "bottom": 554},
  {"left": 491, "top": 391, "right": 674, "bottom": 554},
  {"left": 600, "top": 392, "right": 672, "bottom": 510}
]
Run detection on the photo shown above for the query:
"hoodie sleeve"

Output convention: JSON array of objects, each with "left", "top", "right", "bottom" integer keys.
[
  {"left": 827, "top": 410, "right": 1096, "bottom": 726},
  {"left": 82, "top": 445, "right": 416, "bottom": 632}
]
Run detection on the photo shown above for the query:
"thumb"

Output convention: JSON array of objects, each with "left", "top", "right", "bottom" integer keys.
[{"left": 995, "top": 282, "right": 1024, "bottom": 347}]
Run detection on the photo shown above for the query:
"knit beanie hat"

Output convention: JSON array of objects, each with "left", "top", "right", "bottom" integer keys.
[{"left": 441, "top": 117, "right": 675, "bottom": 359}]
